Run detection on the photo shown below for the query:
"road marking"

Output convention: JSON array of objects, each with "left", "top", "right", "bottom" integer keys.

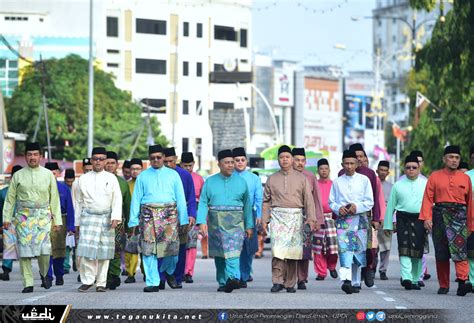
[
  {"left": 375, "top": 291, "right": 386, "bottom": 295},
  {"left": 16, "top": 291, "right": 61, "bottom": 305},
  {"left": 383, "top": 297, "right": 395, "bottom": 302},
  {"left": 395, "top": 306, "right": 407, "bottom": 309}
]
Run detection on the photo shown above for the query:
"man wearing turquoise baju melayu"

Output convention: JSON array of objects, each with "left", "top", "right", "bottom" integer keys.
[
  {"left": 465, "top": 167, "right": 474, "bottom": 289},
  {"left": 197, "top": 149, "right": 254, "bottom": 293}
]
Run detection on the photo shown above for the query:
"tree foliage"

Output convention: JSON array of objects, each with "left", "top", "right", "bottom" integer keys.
[
  {"left": 6, "top": 55, "right": 168, "bottom": 160},
  {"left": 406, "top": 1, "right": 474, "bottom": 173}
]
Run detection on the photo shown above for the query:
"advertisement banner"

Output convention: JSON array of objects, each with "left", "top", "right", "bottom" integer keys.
[{"left": 273, "top": 68, "right": 294, "bottom": 107}]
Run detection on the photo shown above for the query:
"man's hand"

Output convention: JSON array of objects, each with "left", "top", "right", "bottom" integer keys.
[
  {"left": 349, "top": 203, "right": 357, "bottom": 215},
  {"left": 372, "top": 221, "right": 380, "bottom": 230},
  {"left": 188, "top": 217, "right": 196, "bottom": 228},
  {"left": 67, "top": 231, "right": 75, "bottom": 235},
  {"left": 75, "top": 226, "right": 80, "bottom": 236},
  {"left": 383, "top": 229, "right": 392, "bottom": 237},
  {"left": 339, "top": 207, "right": 348, "bottom": 216},
  {"left": 199, "top": 224, "right": 208, "bottom": 237},
  {"left": 256, "top": 218, "right": 262, "bottom": 227},
  {"left": 262, "top": 223, "right": 268, "bottom": 236},
  {"left": 424, "top": 220, "right": 433, "bottom": 231},
  {"left": 3, "top": 222, "right": 10, "bottom": 230},
  {"left": 53, "top": 225, "right": 61, "bottom": 232},
  {"left": 246, "top": 229, "right": 253, "bottom": 240},
  {"left": 111, "top": 220, "right": 119, "bottom": 229}
]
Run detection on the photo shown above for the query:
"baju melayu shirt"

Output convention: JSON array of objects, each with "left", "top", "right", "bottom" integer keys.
[
  {"left": 57, "top": 181, "right": 75, "bottom": 232},
  {"left": 381, "top": 180, "right": 393, "bottom": 206},
  {"left": 466, "top": 169, "right": 474, "bottom": 189},
  {"left": 329, "top": 172, "right": 374, "bottom": 216},
  {"left": 3, "top": 166, "right": 62, "bottom": 225},
  {"left": 302, "top": 169, "right": 324, "bottom": 224},
  {"left": 191, "top": 172, "right": 204, "bottom": 202},
  {"left": 383, "top": 176, "right": 427, "bottom": 230},
  {"left": 174, "top": 166, "right": 196, "bottom": 218},
  {"left": 317, "top": 179, "right": 333, "bottom": 214},
  {"left": 196, "top": 173, "right": 253, "bottom": 230},
  {"left": 129, "top": 166, "right": 188, "bottom": 228},
  {"left": 233, "top": 170, "right": 263, "bottom": 219}
]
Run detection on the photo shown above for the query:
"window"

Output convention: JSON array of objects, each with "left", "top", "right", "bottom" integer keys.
[
  {"left": 183, "top": 61, "right": 189, "bottom": 76},
  {"left": 213, "top": 64, "right": 224, "bottom": 72},
  {"left": 107, "top": 49, "right": 120, "bottom": 54},
  {"left": 9, "top": 60, "right": 18, "bottom": 68},
  {"left": 0, "top": 59, "right": 5, "bottom": 68},
  {"left": 136, "top": 59, "right": 166, "bottom": 74},
  {"left": 240, "top": 29, "right": 247, "bottom": 48},
  {"left": 196, "top": 100, "right": 202, "bottom": 115},
  {"left": 136, "top": 18, "right": 166, "bottom": 35},
  {"left": 214, "top": 25, "right": 236, "bottom": 41},
  {"left": 240, "top": 59, "right": 248, "bottom": 63},
  {"left": 196, "top": 23, "right": 203, "bottom": 38},
  {"left": 213, "top": 102, "right": 234, "bottom": 109},
  {"left": 8, "top": 70, "right": 18, "bottom": 78},
  {"left": 144, "top": 98, "right": 167, "bottom": 113},
  {"left": 183, "top": 22, "right": 189, "bottom": 37},
  {"left": 182, "top": 100, "right": 189, "bottom": 115},
  {"left": 107, "top": 17, "right": 118, "bottom": 37},
  {"left": 107, "top": 63, "right": 119, "bottom": 68},
  {"left": 196, "top": 62, "right": 202, "bottom": 77},
  {"left": 182, "top": 138, "right": 189, "bottom": 153}
]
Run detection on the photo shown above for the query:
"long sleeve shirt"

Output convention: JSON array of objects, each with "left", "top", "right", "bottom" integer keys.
[
  {"left": 191, "top": 172, "right": 205, "bottom": 202},
  {"left": 128, "top": 178, "right": 136, "bottom": 195},
  {"left": 57, "top": 182, "right": 75, "bottom": 232},
  {"left": 381, "top": 180, "right": 393, "bottom": 206},
  {"left": 234, "top": 170, "right": 263, "bottom": 219},
  {"left": 196, "top": 173, "right": 254, "bottom": 230},
  {"left": 420, "top": 169, "right": 473, "bottom": 231},
  {"left": 0, "top": 186, "right": 9, "bottom": 223},
  {"left": 317, "top": 179, "right": 333, "bottom": 214},
  {"left": 262, "top": 168, "right": 316, "bottom": 225},
  {"left": 128, "top": 166, "right": 188, "bottom": 228},
  {"left": 175, "top": 166, "right": 196, "bottom": 218},
  {"left": 74, "top": 170, "right": 123, "bottom": 226},
  {"left": 116, "top": 175, "right": 131, "bottom": 229},
  {"left": 3, "top": 166, "right": 62, "bottom": 226},
  {"left": 329, "top": 172, "right": 374, "bottom": 216},
  {"left": 383, "top": 176, "right": 427, "bottom": 230},
  {"left": 302, "top": 169, "right": 324, "bottom": 225}
]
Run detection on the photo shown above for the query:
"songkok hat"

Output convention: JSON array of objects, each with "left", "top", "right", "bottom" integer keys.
[
  {"left": 443, "top": 145, "right": 460, "bottom": 155},
  {"left": 148, "top": 144, "right": 163, "bottom": 155},
  {"left": 291, "top": 147, "right": 306, "bottom": 157},
  {"left": 122, "top": 160, "right": 131, "bottom": 168},
  {"left": 378, "top": 160, "right": 390, "bottom": 168},
  {"left": 278, "top": 145, "right": 292, "bottom": 156},
  {"left": 91, "top": 147, "right": 107, "bottom": 156},
  {"left": 130, "top": 158, "right": 143, "bottom": 168},
  {"left": 405, "top": 154, "right": 419, "bottom": 164},
  {"left": 459, "top": 162, "right": 469, "bottom": 170},
  {"left": 342, "top": 150, "right": 357, "bottom": 160},
  {"left": 410, "top": 150, "right": 423, "bottom": 159},
  {"left": 164, "top": 147, "right": 176, "bottom": 157},
  {"left": 232, "top": 147, "right": 247, "bottom": 158},
  {"left": 82, "top": 158, "right": 91, "bottom": 166},
  {"left": 106, "top": 151, "right": 118, "bottom": 160},
  {"left": 12, "top": 165, "right": 22, "bottom": 175},
  {"left": 349, "top": 143, "right": 364, "bottom": 152},
  {"left": 317, "top": 158, "right": 329, "bottom": 168},
  {"left": 181, "top": 152, "right": 194, "bottom": 163},
  {"left": 65, "top": 168, "right": 75, "bottom": 179},
  {"left": 45, "top": 162, "right": 59, "bottom": 171},
  {"left": 25, "top": 142, "right": 41, "bottom": 153},
  {"left": 217, "top": 149, "right": 233, "bottom": 161}
]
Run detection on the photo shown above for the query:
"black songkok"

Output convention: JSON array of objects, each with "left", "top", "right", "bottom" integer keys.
[
  {"left": 181, "top": 152, "right": 194, "bottom": 163},
  {"left": 342, "top": 150, "right": 357, "bottom": 160},
  {"left": 291, "top": 147, "right": 306, "bottom": 157},
  {"left": 91, "top": 147, "right": 107, "bottom": 156},
  {"left": 217, "top": 149, "right": 233, "bottom": 161},
  {"left": 65, "top": 168, "right": 75, "bottom": 179},
  {"left": 317, "top": 158, "right": 329, "bottom": 168},
  {"left": 25, "top": 142, "right": 41, "bottom": 153},
  {"left": 444, "top": 145, "right": 461, "bottom": 156},
  {"left": 378, "top": 160, "right": 390, "bottom": 168},
  {"left": 410, "top": 150, "right": 423, "bottom": 159},
  {"left": 130, "top": 158, "right": 143, "bottom": 168},
  {"left": 106, "top": 151, "right": 118, "bottom": 161},
  {"left": 278, "top": 145, "right": 292, "bottom": 156},
  {"left": 405, "top": 154, "right": 419, "bottom": 164},
  {"left": 148, "top": 145, "right": 163, "bottom": 155},
  {"left": 232, "top": 147, "right": 247, "bottom": 158},
  {"left": 349, "top": 143, "right": 364, "bottom": 152},
  {"left": 164, "top": 147, "right": 176, "bottom": 157},
  {"left": 45, "top": 162, "right": 59, "bottom": 171}
]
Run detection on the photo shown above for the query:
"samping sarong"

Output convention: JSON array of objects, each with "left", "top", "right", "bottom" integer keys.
[
  {"left": 270, "top": 207, "right": 304, "bottom": 260},
  {"left": 467, "top": 233, "right": 474, "bottom": 259},
  {"left": 114, "top": 221, "right": 126, "bottom": 253},
  {"left": 51, "top": 214, "right": 67, "bottom": 259},
  {"left": 138, "top": 203, "right": 179, "bottom": 257},
  {"left": 396, "top": 211, "right": 426, "bottom": 258},
  {"left": 186, "top": 225, "right": 199, "bottom": 249},
  {"left": 12, "top": 201, "right": 51, "bottom": 258},
  {"left": 432, "top": 203, "right": 468, "bottom": 262},
  {"left": 336, "top": 212, "right": 369, "bottom": 268},
  {"left": 178, "top": 224, "right": 189, "bottom": 245},
  {"left": 377, "top": 228, "right": 392, "bottom": 252},
  {"left": 208, "top": 206, "right": 245, "bottom": 259},
  {"left": 2, "top": 223, "right": 18, "bottom": 260},
  {"left": 242, "top": 213, "right": 258, "bottom": 256},
  {"left": 312, "top": 213, "right": 338, "bottom": 255},
  {"left": 76, "top": 208, "right": 115, "bottom": 260},
  {"left": 366, "top": 213, "right": 378, "bottom": 249}
]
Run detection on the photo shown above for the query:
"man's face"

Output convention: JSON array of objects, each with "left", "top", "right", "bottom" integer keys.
[
  {"left": 278, "top": 152, "right": 293, "bottom": 170},
  {"left": 404, "top": 162, "right": 420, "bottom": 179},
  {"left": 376, "top": 166, "right": 390, "bottom": 181},
  {"left": 26, "top": 150, "right": 41, "bottom": 168},
  {"left": 318, "top": 165, "right": 330, "bottom": 179},
  {"left": 416, "top": 157, "right": 424, "bottom": 171},
  {"left": 83, "top": 165, "right": 93, "bottom": 174},
  {"left": 181, "top": 162, "right": 194, "bottom": 173},
  {"left": 355, "top": 150, "right": 365, "bottom": 167},
  {"left": 51, "top": 169, "right": 61, "bottom": 178},
  {"left": 105, "top": 158, "right": 118, "bottom": 173},
  {"left": 218, "top": 157, "right": 235, "bottom": 176},
  {"left": 234, "top": 156, "right": 247, "bottom": 172},
  {"left": 122, "top": 167, "right": 131, "bottom": 179},
  {"left": 91, "top": 154, "right": 107, "bottom": 172},
  {"left": 443, "top": 153, "right": 460, "bottom": 170},
  {"left": 164, "top": 155, "right": 177, "bottom": 169},
  {"left": 149, "top": 152, "right": 164, "bottom": 169},
  {"left": 130, "top": 164, "right": 143, "bottom": 179},
  {"left": 65, "top": 178, "right": 75, "bottom": 188},
  {"left": 342, "top": 158, "right": 357, "bottom": 176},
  {"left": 292, "top": 155, "right": 306, "bottom": 172}
]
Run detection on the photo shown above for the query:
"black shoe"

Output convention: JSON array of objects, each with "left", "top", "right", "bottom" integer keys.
[
  {"left": 121, "top": 270, "right": 128, "bottom": 276},
  {"left": 401, "top": 279, "right": 412, "bottom": 290},
  {"left": 351, "top": 285, "right": 360, "bottom": 293},
  {"left": 201, "top": 256, "right": 208, "bottom": 259},
  {"left": 341, "top": 280, "right": 353, "bottom": 294},
  {"left": 125, "top": 276, "right": 136, "bottom": 284},
  {"left": 96, "top": 286, "right": 106, "bottom": 292},
  {"left": 217, "top": 286, "right": 225, "bottom": 292},
  {"left": 297, "top": 281, "right": 306, "bottom": 290},
  {"left": 224, "top": 278, "right": 240, "bottom": 293},
  {"left": 270, "top": 283, "right": 284, "bottom": 293},
  {"left": 56, "top": 277, "right": 64, "bottom": 286},
  {"left": 72, "top": 261, "right": 77, "bottom": 272},
  {"left": 41, "top": 275, "right": 52, "bottom": 289},
  {"left": 411, "top": 283, "right": 421, "bottom": 290},
  {"left": 247, "top": 276, "right": 253, "bottom": 282},
  {"left": 316, "top": 276, "right": 325, "bottom": 281},
  {"left": 286, "top": 287, "right": 296, "bottom": 293},
  {"left": 457, "top": 281, "right": 472, "bottom": 296},
  {"left": 0, "top": 272, "right": 10, "bottom": 281},
  {"left": 330, "top": 270, "right": 338, "bottom": 279},
  {"left": 77, "top": 274, "right": 81, "bottom": 283},
  {"left": 143, "top": 275, "right": 146, "bottom": 282},
  {"left": 166, "top": 274, "right": 180, "bottom": 289},
  {"left": 184, "top": 274, "right": 193, "bottom": 283},
  {"left": 418, "top": 281, "right": 425, "bottom": 287},
  {"left": 159, "top": 280, "right": 166, "bottom": 290},
  {"left": 107, "top": 276, "right": 121, "bottom": 290},
  {"left": 143, "top": 286, "right": 159, "bottom": 292},
  {"left": 176, "top": 281, "right": 183, "bottom": 289},
  {"left": 78, "top": 284, "right": 93, "bottom": 292},
  {"left": 364, "top": 269, "right": 374, "bottom": 287},
  {"left": 22, "top": 286, "right": 34, "bottom": 293},
  {"left": 239, "top": 280, "right": 247, "bottom": 288},
  {"left": 438, "top": 287, "right": 449, "bottom": 294},
  {"left": 423, "top": 273, "right": 431, "bottom": 280},
  {"left": 380, "top": 271, "right": 388, "bottom": 280}
]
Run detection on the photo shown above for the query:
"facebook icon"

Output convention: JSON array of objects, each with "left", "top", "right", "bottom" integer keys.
[{"left": 218, "top": 311, "right": 228, "bottom": 321}]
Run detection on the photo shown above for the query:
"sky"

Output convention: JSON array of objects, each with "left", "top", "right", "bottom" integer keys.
[{"left": 252, "top": 0, "right": 376, "bottom": 71}]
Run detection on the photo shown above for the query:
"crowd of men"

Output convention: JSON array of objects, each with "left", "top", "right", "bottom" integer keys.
[{"left": 0, "top": 141, "right": 473, "bottom": 297}]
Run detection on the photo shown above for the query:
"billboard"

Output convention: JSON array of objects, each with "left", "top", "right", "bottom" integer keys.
[
  {"left": 273, "top": 68, "right": 294, "bottom": 107},
  {"left": 343, "top": 94, "right": 373, "bottom": 148}
]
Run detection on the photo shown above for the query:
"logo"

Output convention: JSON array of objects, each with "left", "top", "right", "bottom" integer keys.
[
  {"left": 376, "top": 311, "right": 386, "bottom": 321},
  {"left": 366, "top": 311, "right": 375, "bottom": 321},
  {"left": 218, "top": 311, "right": 228, "bottom": 321},
  {"left": 21, "top": 307, "right": 55, "bottom": 321},
  {"left": 356, "top": 311, "right": 366, "bottom": 321}
]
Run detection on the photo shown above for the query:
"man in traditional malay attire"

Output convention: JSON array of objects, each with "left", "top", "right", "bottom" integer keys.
[
  {"left": 2, "top": 142, "right": 62, "bottom": 293},
  {"left": 232, "top": 147, "right": 262, "bottom": 288},
  {"left": 197, "top": 149, "right": 253, "bottom": 293},
  {"left": 122, "top": 160, "right": 132, "bottom": 181},
  {"left": 63, "top": 168, "right": 77, "bottom": 274},
  {"left": 0, "top": 165, "right": 22, "bottom": 281},
  {"left": 181, "top": 152, "right": 205, "bottom": 283},
  {"left": 383, "top": 155, "right": 427, "bottom": 290},
  {"left": 466, "top": 148, "right": 474, "bottom": 290},
  {"left": 291, "top": 147, "right": 323, "bottom": 290},
  {"left": 313, "top": 158, "right": 339, "bottom": 281},
  {"left": 128, "top": 144, "right": 188, "bottom": 292},
  {"left": 330, "top": 150, "right": 374, "bottom": 294},
  {"left": 160, "top": 147, "right": 196, "bottom": 289},
  {"left": 75, "top": 147, "right": 123, "bottom": 292},
  {"left": 262, "top": 145, "right": 316, "bottom": 293},
  {"left": 420, "top": 145, "right": 473, "bottom": 296},
  {"left": 44, "top": 162, "right": 75, "bottom": 286}
]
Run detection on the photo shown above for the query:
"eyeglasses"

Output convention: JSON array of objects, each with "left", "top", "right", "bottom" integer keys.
[
  {"left": 91, "top": 157, "right": 106, "bottom": 162},
  {"left": 150, "top": 156, "right": 163, "bottom": 161},
  {"left": 234, "top": 158, "right": 246, "bottom": 162},
  {"left": 405, "top": 166, "right": 419, "bottom": 170}
]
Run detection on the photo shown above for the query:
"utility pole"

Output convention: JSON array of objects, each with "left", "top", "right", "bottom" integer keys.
[
  {"left": 171, "top": 16, "right": 179, "bottom": 147},
  {"left": 87, "top": 0, "right": 94, "bottom": 155}
]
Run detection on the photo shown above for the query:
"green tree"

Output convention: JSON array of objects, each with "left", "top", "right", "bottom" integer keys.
[{"left": 5, "top": 54, "right": 168, "bottom": 160}]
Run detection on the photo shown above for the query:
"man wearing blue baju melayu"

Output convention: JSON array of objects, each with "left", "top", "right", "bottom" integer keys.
[
  {"left": 128, "top": 144, "right": 188, "bottom": 293},
  {"left": 232, "top": 147, "right": 262, "bottom": 288}
]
